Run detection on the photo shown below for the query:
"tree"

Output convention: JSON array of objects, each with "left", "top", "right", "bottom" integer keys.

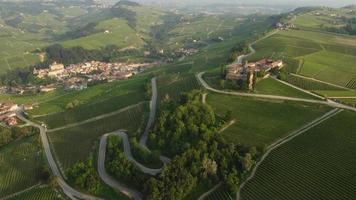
[
  {"left": 220, "top": 80, "right": 226, "bottom": 89},
  {"left": 202, "top": 157, "right": 217, "bottom": 177},
  {"left": 242, "top": 153, "right": 254, "bottom": 171},
  {"left": 225, "top": 168, "right": 239, "bottom": 194}
]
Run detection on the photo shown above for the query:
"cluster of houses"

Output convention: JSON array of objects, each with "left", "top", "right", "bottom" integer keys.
[
  {"left": 276, "top": 22, "right": 295, "bottom": 30},
  {"left": 226, "top": 59, "right": 284, "bottom": 89},
  {"left": 33, "top": 61, "right": 156, "bottom": 91},
  {"left": 0, "top": 103, "right": 19, "bottom": 126}
]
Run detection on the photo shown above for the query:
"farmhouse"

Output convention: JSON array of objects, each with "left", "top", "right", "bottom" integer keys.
[
  {"left": 226, "top": 59, "right": 284, "bottom": 89},
  {"left": 0, "top": 102, "right": 19, "bottom": 126}
]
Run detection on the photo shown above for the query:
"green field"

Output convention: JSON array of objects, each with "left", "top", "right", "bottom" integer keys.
[
  {"left": 8, "top": 186, "right": 64, "bottom": 200},
  {"left": 29, "top": 76, "right": 148, "bottom": 116},
  {"left": 250, "top": 29, "right": 356, "bottom": 88},
  {"left": 61, "top": 18, "right": 145, "bottom": 50},
  {"left": 207, "top": 93, "right": 330, "bottom": 147},
  {"left": 254, "top": 77, "right": 318, "bottom": 99},
  {"left": 240, "top": 111, "right": 356, "bottom": 200},
  {"left": 203, "top": 185, "right": 233, "bottom": 200},
  {"left": 300, "top": 50, "right": 356, "bottom": 87},
  {"left": 48, "top": 103, "right": 147, "bottom": 170},
  {"left": 284, "top": 74, "right": 345, "bottom": 91},
  {"left": 157, "top": 74, "right": 201, "bottom": 106},
  {"left": 36, "top": 92, "right": 145, "bottom": 129},
  {"left": 0, "top": 136, "right": 43, "bottom": 198}
]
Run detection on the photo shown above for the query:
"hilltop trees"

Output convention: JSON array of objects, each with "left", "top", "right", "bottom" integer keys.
[{"left": 144, "top": 91, "right": 258, "bottom": 199}]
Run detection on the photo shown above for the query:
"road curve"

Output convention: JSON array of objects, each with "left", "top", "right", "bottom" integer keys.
[
  {"left": 196, "top": 72, "right": 356, "bottom": 112},
  {"left": 139, "top": 77, "right": 157, "bottom": 149},
  {"left": 16, "top": 111, "right": 102, "bottom": 200},
  {"left": 236, "top": 108, "right": 343, "bottom": 200},
  {"left": 98, "top": 132, "right": 143, "bottom": 200}
]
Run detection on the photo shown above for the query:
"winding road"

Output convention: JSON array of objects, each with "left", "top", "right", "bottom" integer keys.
[
  {"left": 16, "top": 112, "right": 102, "bottom": 200},
  {"left": 97, "top": 77, "right": 169, "bottom": 200}
]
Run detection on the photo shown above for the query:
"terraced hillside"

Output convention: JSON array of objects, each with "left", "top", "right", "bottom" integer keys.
[{"left": 240, "top": 111, "right": 356, "bottom": 200}]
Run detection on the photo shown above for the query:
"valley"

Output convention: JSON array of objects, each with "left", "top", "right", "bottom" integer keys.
[{"left": 0, "top": 1, "right": 355, "bottom": 200}]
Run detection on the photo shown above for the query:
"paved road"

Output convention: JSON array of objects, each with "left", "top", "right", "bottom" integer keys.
[
  {"left": 98, "top": 132, "right": 143, "bottom": 200},
  {"left": 236, "top": 108, "right": 343, "bottom": 200},
  {"left": 197, "top": 72, "right": 356, "bottom": 112},
  {"left": 16, "top": 111, "right": 102, "bottom": 200},
  {"left": 47, "top": 102, "right": 145, "bottom": 133},
  {"left": 139, "top": 77, "right": 157, "bottom": 149}
]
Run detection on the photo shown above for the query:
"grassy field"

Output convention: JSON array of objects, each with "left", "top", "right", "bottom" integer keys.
[
  {"left": 61, "top": 18, "right": 145, "bottom": 50},
  {"left": 29, "top": 76, "right": 148, "bottom": 116},
  {"left": 48, "top": 103, "right": 147, "bottom": 170},
  {"left": 254, "top": 78, "right": 319, "bottom": 99},
  {"left": 207, "top": 93, "right": 330, "bottom": 147},
  {"left": 240, "top": 111, "right": 356, "bottom": 200},
  {"left": 0, "top": 136, "right": 43, "bottom": 198},
  {"left": 7, "top": 186, "right": 65, "bottom": 200}
]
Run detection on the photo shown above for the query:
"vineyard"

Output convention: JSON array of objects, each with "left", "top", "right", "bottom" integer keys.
[
  {"left": 204, "top": 185, "right": 233, "bottom": 200},
  {"left": 240, "top": 111, "right": 356, "bottom": 200},
  {"left": 48, "top": 103, "right": 148, "bottom": 170},
  {"left": 284, "top": 75, "right": 344, "bottom": 91},
  {"left": 0, "top": 136, "right": 43, "bottom": 198},
  {"left": 8, "top": 186, "right": 65, "bottom": 200},
  {"left": 346, "top": 77, "right": 356, "bottom": 89},
  {"left": 36, "top": 92, "right": 145, "bottom": 129},
  {"left": 207, "top": 93, "right": 329, "bottom": 147},
  {"left": 255, "top": 78, "right": 318, "bottom": 100},
  {"left": 157, "top": 75, "right": 201, "bottom": 107}
]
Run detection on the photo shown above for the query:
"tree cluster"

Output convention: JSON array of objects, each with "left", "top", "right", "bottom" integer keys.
[
  {"left": 0, "top": 126, "right": 39, "bottom": 148},
  {"left": 143, "top": 91, "right": 259, "bottom": 199},
  {"left": 106, "top": 135, "right": 148, "bottom": 190},
  {"left": 67, "top": 158, "right": 102, "bottom": 194}
]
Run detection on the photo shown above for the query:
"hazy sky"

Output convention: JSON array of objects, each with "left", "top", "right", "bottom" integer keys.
[{"left": 135, "top": 0, "right": 356, "bottom": 8}]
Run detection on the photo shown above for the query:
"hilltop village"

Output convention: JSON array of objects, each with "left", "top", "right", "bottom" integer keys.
[
  {"left": 33, "top": 61, "right": 156, "bottom": 90},
  {"left": 226, "top": 59, "right": 284, "bottom": 89}
]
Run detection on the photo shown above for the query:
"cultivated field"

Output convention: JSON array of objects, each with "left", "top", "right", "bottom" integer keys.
[
  {"left": 240, "top": 111, "right": 356, "bottom": 200},
  {"left": 48, "top": 103, "right": 147, "bottom": 170},
  {"left": 61, "top": 18, "right": 145, "bottom": 50},
  {"left": 0, "top": 136, "right": 43, "bottom": 198},
  {"left": 250, "top": 29, "right": 356, "bottom": 88},
  {"left": 204, "top": 185, "right": 233, "bottom": 200},
  {"left": 284, "top": 75, "right": 345, "bottom": 91},
  {"left": 8, "top": 186, "right": 64, "bottom": 200},
  {"left": 29, "top": 76, "right": 147, "bottom": 116},
  {"left": 157, "top": 74, "right": 201, "bottom": 106},
  {"left": 207, "top": 93, "right": 330, "bottom": 147},
  {"left": 254, "top": 77, "right": 318, "bottom": 99},
  {"left": 37, "top": 92, "right": 145, "bottom": 129}
]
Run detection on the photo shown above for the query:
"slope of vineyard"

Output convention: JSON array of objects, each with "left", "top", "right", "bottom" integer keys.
[
  {"left": 8, "top": 186, "right": 65, "bottom": 200},
  {"left": 48, "top": 103, "right": 148, "bottom": 170},
  {"left": 241, "top": 111, "right": 356, "bottom": 200},
  {"left": 0, "top": 136, "right": 43, "bottom": 198},
  {"left": 284, "top": 75, "right": 345, "bottom": 91},
  {"left": 204, "top": 185, "right": 233, "bottom": 200},
  {"left": 157, "top": 75, "right": 201, "bottom": 107}
]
